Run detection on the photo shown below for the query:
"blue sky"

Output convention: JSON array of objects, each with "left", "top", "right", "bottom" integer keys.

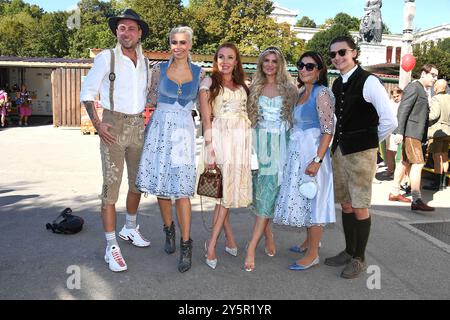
[{"left": 27, "top": 0, "right": 449, "bottom": 34}]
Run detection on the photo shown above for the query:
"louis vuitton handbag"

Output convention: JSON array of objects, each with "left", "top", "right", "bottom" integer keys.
[{"left": 197, "top": 165, "right": 223, "bottom": 199}]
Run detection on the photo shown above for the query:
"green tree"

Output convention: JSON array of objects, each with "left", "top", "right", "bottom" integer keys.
[
  {"left": 0, "top": 12, "right": 38, "bottom": 56},
  {"left": 437, "top": 37, "right": 450, "bottom": 52},
  {"left": 318, "top": 12, "right": 391, "bottom": 35},
  {"left": 334, "top": 12, "right": 360, "bottom": 31},
  {"left": 0, "top": 0, "right": 43, "bottom": 18},
  {"left": 382, "top": 22, "right": 391, "bottom": 34},
  {"left": 30, "top": 12, "right": 74, "bottom": 57},
  {"left": 67, "top": 0, "right": 118, "bottom": 57},
  {"left": 412, "top": 40, "right": 450, "bottom": 80},
  {"left": 319, "top": 18, "right": 335, "bottom": 29},
  {"left": 296, "top": 16, "right": 316, "bottom": 28},
  {"left": 185, "top": 0, "right": 302, "bottom": 63},
  {"left": 125, "top": 0, "right": 185, "bottom": 51},
  {"left": 306, "top": 23, "right": 351, "bottom": 68}
]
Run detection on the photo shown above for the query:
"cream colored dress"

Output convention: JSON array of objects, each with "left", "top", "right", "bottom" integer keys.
[{"left": 199, "top": 77, "right": 252, "bottom": 208}]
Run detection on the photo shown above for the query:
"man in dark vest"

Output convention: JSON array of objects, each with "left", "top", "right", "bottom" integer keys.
[
  {"left": 390, "top": 64, "right": 439, "bottom": 209},
  {"left": 324, "top": 36, "right": 397, "bottom": 279}
]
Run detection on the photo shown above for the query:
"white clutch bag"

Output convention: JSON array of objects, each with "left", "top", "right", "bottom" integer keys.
[{"left": 299, "top": 179, "right": 318, "bottom": 200}]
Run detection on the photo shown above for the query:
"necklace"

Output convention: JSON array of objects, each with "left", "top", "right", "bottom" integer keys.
[{"left": 177, "top": 81, "right": 182, "bottom": 96}]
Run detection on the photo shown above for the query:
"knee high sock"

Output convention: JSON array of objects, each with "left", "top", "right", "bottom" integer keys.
[
  {"left": 342, "top": 211, "right": 356, "bottom": 256},
  {"left": 354, "top": 216, "right": 371, "bottom": 262}
]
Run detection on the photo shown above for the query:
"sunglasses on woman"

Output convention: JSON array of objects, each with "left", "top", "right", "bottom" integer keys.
[
  {"left": 329, "top": 49, "right": 354, "bottom": 59},
  {"left": 297, "top": 62, "right": 318, "bottom": 71}
]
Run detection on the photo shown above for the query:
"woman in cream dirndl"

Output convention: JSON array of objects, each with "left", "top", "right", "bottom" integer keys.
[{"left": 198, "top": 42, "right": 252, "bottom": 269}]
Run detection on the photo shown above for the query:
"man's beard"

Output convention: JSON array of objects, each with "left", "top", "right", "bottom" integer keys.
[{"left": 119, "top": 37, "right": 138, "bottom": 49}]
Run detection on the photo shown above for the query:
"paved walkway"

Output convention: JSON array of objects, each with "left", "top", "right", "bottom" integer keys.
[{"left": 0, "top": 124, "right": 449, "bottom": 300}]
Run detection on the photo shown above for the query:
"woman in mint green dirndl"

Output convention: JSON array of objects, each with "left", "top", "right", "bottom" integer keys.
[{"left": 244, "top": 47, "right": 297, "bottom": 272}]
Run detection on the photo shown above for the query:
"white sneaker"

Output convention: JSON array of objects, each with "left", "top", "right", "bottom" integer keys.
[
  {"left": 118, "top": 225, "right": 151, "bottom": 247},
  {"left": 104, "top": 245, "right": 127, "bottom": 272}
]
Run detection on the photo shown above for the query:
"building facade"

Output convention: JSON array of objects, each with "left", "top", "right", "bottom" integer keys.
[{"left": 269, "top": 3, "right": 449, "bottom": 66}]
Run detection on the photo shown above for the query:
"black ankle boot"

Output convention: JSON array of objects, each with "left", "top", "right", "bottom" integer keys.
[
  {"left": 178, "top": 238, "right": 193, "bottom": 273},
  {"left": 163, "top": 222, "right": 176, "bottom": 254}
]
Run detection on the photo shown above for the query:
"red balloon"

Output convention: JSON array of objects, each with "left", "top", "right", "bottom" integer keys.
[{"left": 401, "top": 54, "right": 416, "bottom": 72}]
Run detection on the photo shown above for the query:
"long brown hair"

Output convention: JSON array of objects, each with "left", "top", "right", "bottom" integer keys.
[{"left": 208, "top": 42, "right": 249, "bottom": 106}]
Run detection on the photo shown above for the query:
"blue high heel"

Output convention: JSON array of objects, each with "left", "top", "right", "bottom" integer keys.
[
  {"left": 289, "top": 245, "right": 307, "bottom": 253},
  {"left": 288, "top": 256, "right": 320, "bottom": 270},
  {"left": 289, "top": 242, "right": 321, "bottom": 253}
]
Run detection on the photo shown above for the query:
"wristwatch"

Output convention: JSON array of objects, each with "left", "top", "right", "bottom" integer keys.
[{"left": 313, "top": 156, "right": 323, "bottom": 164}]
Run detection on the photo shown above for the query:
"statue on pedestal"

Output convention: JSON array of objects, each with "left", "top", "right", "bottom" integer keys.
[{"left": 359, "top": 0, "right": 383, "bottom": 43}]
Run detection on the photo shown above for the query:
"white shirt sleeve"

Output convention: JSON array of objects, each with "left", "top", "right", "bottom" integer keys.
[
  {"left": 363, "top": 75, "right": 398, "bottom": 142},
  {"left": 80, "top": 51, "right": 109, "bottom": 102}
]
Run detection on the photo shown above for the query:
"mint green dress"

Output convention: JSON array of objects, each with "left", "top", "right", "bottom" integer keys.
[{"left": 252, "top": 96, "right": 289, "bottom": 218}]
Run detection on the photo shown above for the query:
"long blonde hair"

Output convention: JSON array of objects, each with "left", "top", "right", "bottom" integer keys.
[{"left": 247, "top": 47, "right": 296, "bottom": 127}]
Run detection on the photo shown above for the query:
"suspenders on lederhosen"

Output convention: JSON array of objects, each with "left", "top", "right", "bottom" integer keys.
[{"left": 108, "top": 48, "right": 149, "bottom": 112}]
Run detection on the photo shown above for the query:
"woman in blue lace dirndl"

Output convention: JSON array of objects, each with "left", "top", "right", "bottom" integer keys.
[
  {"left": 273, "top": 51, "right": 336, "bottom": 271},
  {"left": 135, "top": 26, "right": 205, "bottom": 273}
]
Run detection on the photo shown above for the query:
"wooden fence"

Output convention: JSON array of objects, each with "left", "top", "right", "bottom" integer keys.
[
  {"left": 52, "top": 68, "right": 89, "bottom": 127},
  {"left": 50, "top": 67, "right": 399, "bottom": 128}
]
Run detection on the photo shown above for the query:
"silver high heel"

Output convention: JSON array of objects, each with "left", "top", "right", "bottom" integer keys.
[
  {"left": 264, "top": 247, "right": 276, "bottom": 257},
  {"left": 244, "top": 243, "right": 255, "bottom": 272},
  {"left": 264, "top": 231, "right": 276, "bottom": 257},
  {"left": 204, "top": 241, "right": 217, "bottom": 269},
  {"left": 225, "top": 246, "right": 238, "bottom": 257}
]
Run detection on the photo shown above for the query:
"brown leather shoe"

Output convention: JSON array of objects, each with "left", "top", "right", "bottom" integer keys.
[
  {"left": 324, "top": 250, "right": 352, "bottom": 267},
  {"left": 341, "top": 258, "right": 367, "bottom": 279},
  {"left": 388, "top": 193, "right": 411, "bottom": 203},
  {"left": 411, "top": 199, "right": 435, "bottom": 211}
]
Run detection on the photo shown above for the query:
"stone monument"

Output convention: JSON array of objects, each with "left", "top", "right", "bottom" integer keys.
[
  {"left": 359, "top": 0, "right": 385, "bottom": 66},
  {"left": 359, "top": 0, "right": 383, "bottom": 43}
]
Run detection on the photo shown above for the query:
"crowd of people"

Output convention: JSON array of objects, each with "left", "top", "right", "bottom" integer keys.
[
  {"left": 0, "top": 83, "right": 33, "bottom": 127},
  {"left": 79, "top": 9, "right": 449, "bottom": 278}
]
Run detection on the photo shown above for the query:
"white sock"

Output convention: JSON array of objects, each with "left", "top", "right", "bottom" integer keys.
[
  {"left": 105, "top": 231, "right": 118, "bottom": 250},
  {"left": 125, "top": 213, "right": 137, "bottom": 229}
]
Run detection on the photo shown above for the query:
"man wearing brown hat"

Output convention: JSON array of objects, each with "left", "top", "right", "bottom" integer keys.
[{"left": 80, "top": 9, "right": 151, "bottom": 272}]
